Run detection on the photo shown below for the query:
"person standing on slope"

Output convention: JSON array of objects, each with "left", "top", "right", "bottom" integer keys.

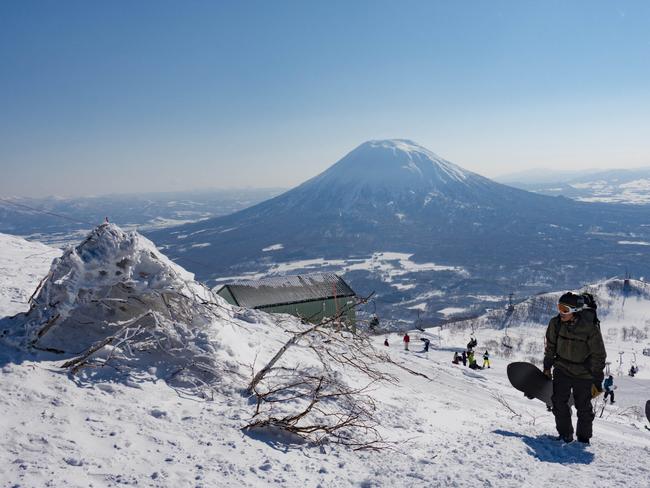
[
  {"left": 543, "top": 292, "right": 607, "bottom": 444},
  {"left": 603, "top": 375, "right": 615, "bottom": 404},
  {"left": 403, "top": 332, "right": 410, "bottom": 351},
  {"left": 482, "top": 350, "right": 491, "bottom": 369}
]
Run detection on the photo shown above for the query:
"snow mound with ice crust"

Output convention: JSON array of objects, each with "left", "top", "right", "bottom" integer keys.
[{"left": 0, "top": 223, "right": 272, "bottom": 395}]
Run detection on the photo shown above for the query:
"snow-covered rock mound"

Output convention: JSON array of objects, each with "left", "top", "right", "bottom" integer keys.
[{"left": 1, "top": 223, "right": 251, "bottom": 395}]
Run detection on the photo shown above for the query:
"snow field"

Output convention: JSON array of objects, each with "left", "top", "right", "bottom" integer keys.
[{"left": 1, "top": 231, "right": 649, "bottom": 487}]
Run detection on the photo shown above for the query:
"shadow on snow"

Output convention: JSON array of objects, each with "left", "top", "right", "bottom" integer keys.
[{"left": 493, "top": 429, "right": 594, "bottom": 465}]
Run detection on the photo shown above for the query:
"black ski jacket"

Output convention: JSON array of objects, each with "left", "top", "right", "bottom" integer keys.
[{"left": 543, "top": 309, "right": 607, "bottom": 381}]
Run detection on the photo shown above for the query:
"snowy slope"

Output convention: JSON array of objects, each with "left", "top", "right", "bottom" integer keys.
[
  {"left": 1, "top": 230, "right": 649, "bottom": 488},
  {"left": 0, "top": 233, "right": 61, "bottom": 316},
  {"left": 442, "top": 279, "right": 650, "bottom": 377}
]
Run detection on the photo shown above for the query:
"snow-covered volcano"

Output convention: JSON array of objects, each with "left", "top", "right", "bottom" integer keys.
[
  {"left": 244, "top": 139, "right": 531, "bottom": 213},
  {"left": 148, "top": 140, "right": 650, "bottom": 324},
  {"left": 300, "top": 139, "right": 486, "bottom": 199}
]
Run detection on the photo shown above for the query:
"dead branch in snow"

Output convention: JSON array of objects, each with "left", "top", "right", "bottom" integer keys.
[
  {"left": 246, "top": 372, "right": 390, "bottom": 450},
  {"left": 246, "top": 322, "right": 322, "bottom": 395},
  {"left": 28, "top": 271, "right": 52, "bottom": 310},
  {"left": 60, "top": 312, "right": 154, "bottom": 373},
  {"left": 490, "top": 391, "right": 522, "bottom": 420},
  {"left": 244, "top": 293, "right": 398, "bottom": 449},
  {"left": 62, "top": 336, "right": 115, "bottom": 374},
  {"left": 489, "top": 391, "right": 543, "bottom": 425},
  {"left": 34, "top": 313, "right": 61, "bottom": 340},
  {"left": 246, "top": 293, "right": 375, "bottom": 395}
]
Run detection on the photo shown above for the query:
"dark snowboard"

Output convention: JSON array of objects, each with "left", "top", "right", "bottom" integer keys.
[
  {"left": 646, "top": 400, "right": 650, "bottom": 423},
  {"left": 507, "top": 362, "right": 554, "bottom": 408}
]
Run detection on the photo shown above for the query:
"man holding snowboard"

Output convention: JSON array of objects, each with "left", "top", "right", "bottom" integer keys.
[{"left": 543, "top": 292, "right": 607, "bottom": 444}]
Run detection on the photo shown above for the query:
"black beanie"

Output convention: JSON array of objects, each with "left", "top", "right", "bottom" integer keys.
[{"left": 558, "top": 292, "right": 580, "bottom": 308}]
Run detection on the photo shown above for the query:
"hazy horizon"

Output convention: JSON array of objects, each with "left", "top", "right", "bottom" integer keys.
[{"left": 2, "top": 1, "right": 650, "bottom": 197}]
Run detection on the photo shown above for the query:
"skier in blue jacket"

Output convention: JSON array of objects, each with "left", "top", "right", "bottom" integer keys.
[{"left": 603, "top": 375, "right": 615, "bottom": 404}]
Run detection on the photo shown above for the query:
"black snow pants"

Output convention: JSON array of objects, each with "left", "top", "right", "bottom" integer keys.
[
  {"left": 604, "top": 389, "right": 615, "bottom": 403},
  {"left": 551, "top": 367, "right": 595, "bottom": 440}
]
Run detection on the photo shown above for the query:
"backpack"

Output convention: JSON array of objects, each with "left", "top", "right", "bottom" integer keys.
[
  {"left": 580, "top": 292, "right": 598, "bottom": 312},
  {"left": 580, "top": 293, "right": 601, "bottom": 329}
]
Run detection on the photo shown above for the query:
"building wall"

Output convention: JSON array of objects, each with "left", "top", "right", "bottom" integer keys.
[
  {"left": 216, "top": 287, "right": 238, "bottom": 306},
  {"left": 216, "top": 287, "right": 357, "bottom": 331},
  {"left": 259, "top": 297, "right": 356, "bottom": 331}
]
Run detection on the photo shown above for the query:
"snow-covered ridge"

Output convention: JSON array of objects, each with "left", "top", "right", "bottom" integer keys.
[{"left": 502, "top": 168, "right": 650, "bottom": 205}]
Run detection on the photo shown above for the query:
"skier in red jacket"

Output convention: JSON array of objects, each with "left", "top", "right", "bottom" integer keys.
[{"left": 403, "top": 332, "right": 410, "bottom": 351}]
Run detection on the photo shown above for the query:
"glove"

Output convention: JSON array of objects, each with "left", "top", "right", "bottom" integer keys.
[
  {"left": 591, "top": 384, "right": 603, "bottom": 398},
  {"left": 592, "top": 372, "right": 604, "bottom": 397},
  {"left": 543, "top": 369, "right": 552, "bottom": 380}
]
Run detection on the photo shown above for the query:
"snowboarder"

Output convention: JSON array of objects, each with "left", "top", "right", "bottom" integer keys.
[
  {"left": 482, "top": 350, "right": 491, "bottom": 369},
  {"left": 384, "top": 337, "right": 389, "bottom": 347},
  {"left": 421, "top": 337, "right": 430, "bottom": 352},
  {"left": 467, "top": 337, "right": 477, "bottom": 352},
  {"left": 403, "top": 332, "right": 410, "bottom": 351},
  {"left": 629, "top": 365, "right": 637, "bottom": 377},
  {"left": 461, "top": 350, "right": 467, "bottom": 366},
  {"left": 452, "top": 352, "right": 460, "bottom": 364},
  {"left": 543, "top": 292, "right": 607, "bottom": 444},
  {"left": 603, "top": 375, "right": 615, "bottom": 404}
]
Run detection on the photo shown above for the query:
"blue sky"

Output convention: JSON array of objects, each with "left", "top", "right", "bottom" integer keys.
[{"left": 1, "top": 1, "right": 650, "bottom": 196}]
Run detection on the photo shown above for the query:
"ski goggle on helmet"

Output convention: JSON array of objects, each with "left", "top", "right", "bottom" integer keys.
[
  {"left": 557, "top": 303, "right": 579, "bottom": 314},
  {"left": 557, "top": 292, "right": 584, "bottom": 315}
]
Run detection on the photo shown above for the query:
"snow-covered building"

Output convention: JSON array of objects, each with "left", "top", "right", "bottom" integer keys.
[{"left": 216, "top": 273, "right": 357, "bottom": 328}]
